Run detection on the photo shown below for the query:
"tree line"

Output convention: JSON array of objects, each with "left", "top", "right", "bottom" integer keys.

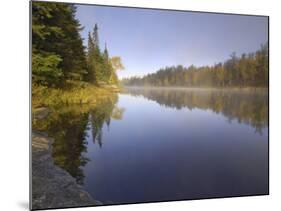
[
  {"left": 122, "top": 43, "right": 268, "bottom": 87},
  {"left": 32, "top": 2, "right": 123, "bottom": 88}
]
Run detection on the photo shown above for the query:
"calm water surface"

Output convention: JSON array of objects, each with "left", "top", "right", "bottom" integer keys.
[{"left": 46, "top": 88, "right": 269, "bottom": 204}]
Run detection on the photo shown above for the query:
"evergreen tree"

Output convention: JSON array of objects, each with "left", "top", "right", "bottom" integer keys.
[
  {"left": 103, "top": 43, "right": 113, "bottom": 82},
  {"left": 91, "top": 24, "right": 106, "bottom": 84},
  {"left": 86, "top": 31, "right": 95, "bottom": 83},
  {"left": 32, "top": 2, "right": 87, "bottom": 87},
  {"left": 122, "top": 44, "right": 268, "bottom": 88},
  {"left": 86, "top": 24, "right": 122, "bottom": 85},
  {"left": 93, "top": 24, "right": 100, "bottom": 50}
]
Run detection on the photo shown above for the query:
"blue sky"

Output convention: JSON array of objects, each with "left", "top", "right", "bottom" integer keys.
[{"left": 75, "top": 5, "right": 268, "bottom": 78}]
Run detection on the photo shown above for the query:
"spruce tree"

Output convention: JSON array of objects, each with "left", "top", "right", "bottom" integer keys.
[
  {"left": 86, "top": 32, "right": 95, "bottom": 83},
  {"left": 32, "top": 2, "right": 87, "bottom": 87},
  {"left": 91, "top": 24, "right": 105, "bottom": 84},
  {"left": 103, "top": 43, "right": 113, "bottom": 83}
]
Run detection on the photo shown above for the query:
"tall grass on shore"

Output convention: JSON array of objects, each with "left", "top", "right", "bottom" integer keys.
[{"left": 32, "top": 81, "right": 119, "bottom": 108}]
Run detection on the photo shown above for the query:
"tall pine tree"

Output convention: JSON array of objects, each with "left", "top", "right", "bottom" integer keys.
[{"left": 32, "top": 2, "right": 87, "bottom": 87}]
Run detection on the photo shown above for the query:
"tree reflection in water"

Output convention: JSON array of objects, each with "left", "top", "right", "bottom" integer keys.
[
  {"left": 89, "top": 98, "right": 125, "bottom": 148},
  {"left": 33, "top": 93, "right": 124, "bottom": 184},
  {"left": 125, "top": 87, "right": 268, "bottom": 135},
  {"left": 32, "top": 88, "right": 268, "bottom": 185}
]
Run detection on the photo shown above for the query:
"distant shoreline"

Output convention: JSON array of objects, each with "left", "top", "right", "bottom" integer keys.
[{"left": 123, "top": 86, "right": 268, "bottom": 91}]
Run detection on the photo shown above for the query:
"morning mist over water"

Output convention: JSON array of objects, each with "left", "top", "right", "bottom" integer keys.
[
  {"left": 31, "top": 1, "right": 268, "bottom": 209},
  {"left": 78, "top": 88, "right": 268, "bottom": 203}
]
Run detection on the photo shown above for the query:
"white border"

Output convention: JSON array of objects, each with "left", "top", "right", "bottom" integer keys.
[{"left": 1, "top": 0, "right": 280, "bottom": 211}]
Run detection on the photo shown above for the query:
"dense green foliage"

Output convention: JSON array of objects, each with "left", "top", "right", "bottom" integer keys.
[
  {"left": 122, "top": 43, "right": 268, "bottom": 87},
  {"left": 32, "top": 2, "right": 123, "bottom": 89},
  {"left": 86, "top": 24, "right": 122, "bottom": 85},
  {"left": 32, "top": 2, "right": 87, "bottom": 87}
]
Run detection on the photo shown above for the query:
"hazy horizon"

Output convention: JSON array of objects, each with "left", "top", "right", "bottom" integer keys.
[{"left": 75, "top": 5, "right": 268, "bottom": 79}]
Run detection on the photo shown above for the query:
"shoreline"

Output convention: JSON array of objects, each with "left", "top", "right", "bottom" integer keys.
[
  {"left": 32, "top": 131, "right": 101, "bottom": 210},
  {"left": 31, "top": 107, "right": 102, "bottom": 209},
  {"left": 31, "top": 86, "right": 120, "bottom": 209},
  {"left": 121, "top": 86, "right": 268, "bottom": 93},
  {"left": 32, "top": 84, "right": 121, "bottom": 108},
  {"left": 123, "top": 85, "right": 268, "bottom": 90}
]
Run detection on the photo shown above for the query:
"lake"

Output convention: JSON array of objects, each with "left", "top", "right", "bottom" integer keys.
[{"left": 44, "top": 88, "right": 269, "bottom": 204}]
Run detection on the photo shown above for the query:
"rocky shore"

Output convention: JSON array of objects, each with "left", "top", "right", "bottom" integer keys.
[{"left": 32, "top": 130, "right": 101, "bottom": 209}]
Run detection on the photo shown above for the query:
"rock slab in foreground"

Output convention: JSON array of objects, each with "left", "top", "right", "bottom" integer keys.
[{"left": 32, "top": 131, "right": 100, "bottom": 210}]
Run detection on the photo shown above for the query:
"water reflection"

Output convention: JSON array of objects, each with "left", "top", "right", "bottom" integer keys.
[
  {"left": 33, "top": 88, "right": 268, "bottom": 202},
  {"left": 125, "top": 87, "right": 268, "bottom": 134},
  {"left": 88, "top": 97, "right": 123, "bottom": 148},
  {"left": 48, "top": 109, "right": 89, "bottom": 184},
  {"left": 33, "top": 93, "right": 123, "bottom": 184}
]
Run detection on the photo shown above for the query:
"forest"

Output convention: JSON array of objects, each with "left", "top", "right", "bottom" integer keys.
[
  {"left": 122, "top": 43, "right": 268, "bottom": 87},
  {"left": 32, "top": 1, "right": 124, "bottom": 106}
]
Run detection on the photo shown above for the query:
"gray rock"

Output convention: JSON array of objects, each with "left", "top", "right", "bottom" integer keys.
[
  {"left": 32, "top": 131, "right": 100, "bottom": 210},
  {"left": 33, "top": 107, "right": 50, "bottom": 120}
]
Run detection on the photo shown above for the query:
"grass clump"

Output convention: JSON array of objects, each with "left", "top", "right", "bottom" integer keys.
[{"left": 32, "top": 81, "right": 119, "bottom": 108}]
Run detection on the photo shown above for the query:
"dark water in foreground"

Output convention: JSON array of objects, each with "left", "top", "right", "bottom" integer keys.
[{"left": 44, "top": 88, "right": 269, "bottom": 204}]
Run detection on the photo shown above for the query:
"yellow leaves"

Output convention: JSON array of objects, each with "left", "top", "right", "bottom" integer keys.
[{"left": 110, "top": 56, "right": 125, "bottom": 72}]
